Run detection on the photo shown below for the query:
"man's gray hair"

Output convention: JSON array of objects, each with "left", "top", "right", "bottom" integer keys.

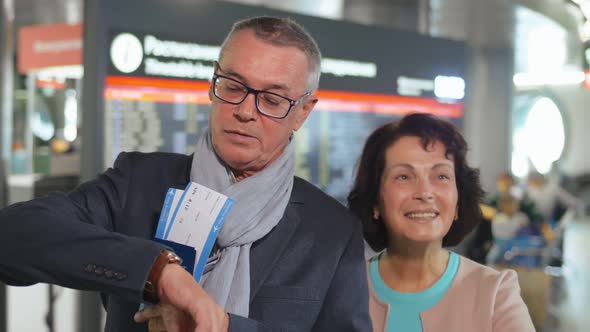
[{"left": 219, "top": 16, "right": 322, "bottom": 92}]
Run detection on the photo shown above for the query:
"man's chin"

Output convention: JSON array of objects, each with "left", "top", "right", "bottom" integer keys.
[
  {"left": 213, "top": 140, "right": 253, "bottom": 162},
  {"left": 219, "top": 151, "right": 259, "bottom": 172}
]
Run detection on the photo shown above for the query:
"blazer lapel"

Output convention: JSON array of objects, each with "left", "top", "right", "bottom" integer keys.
[{"left": 248, "top": 180, "right": 304, "bottom": 302}]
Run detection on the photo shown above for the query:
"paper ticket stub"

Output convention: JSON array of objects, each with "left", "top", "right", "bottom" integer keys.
[
  {"left": 156, "top": 182, "right": 234, "bottom": 281},
  {"left": 155, "top": 188, "right": 183, "bottom": 240}
]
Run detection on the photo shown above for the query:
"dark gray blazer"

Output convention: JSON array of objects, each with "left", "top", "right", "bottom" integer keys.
[{"left": 0, "top": 152, "right": 371, "bottom": 331}]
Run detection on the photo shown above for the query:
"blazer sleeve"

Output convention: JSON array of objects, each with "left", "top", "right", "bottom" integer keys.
[
  {"left": 0, "top": 152, "right": 166, "bottom": 303},
  {"left": 492, "top": 269, "right": 536, "bottom": 332}
]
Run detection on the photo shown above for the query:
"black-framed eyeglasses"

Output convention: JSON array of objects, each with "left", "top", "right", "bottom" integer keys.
[{"left": 211, "top": 73, "right": 311, "bottom": 119}]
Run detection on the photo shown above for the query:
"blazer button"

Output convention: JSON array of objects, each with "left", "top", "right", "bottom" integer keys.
[
  {"left": 84, "top": 264, "right": 96, "bottom": 273},
  {"left": 94, "top": 266, "right": 105, "bottom": 276},
  {"left": 114, "top": 272, "right": 127, "bottom": 281},
  {"left": 104, "top": 270, "right": 114, "bottom": 279}
]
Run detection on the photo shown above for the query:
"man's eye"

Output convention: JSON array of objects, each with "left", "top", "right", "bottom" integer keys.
[
  {"left": 261, "top": 94, "right": 281, "bottom": 106},
  {"left": 226, "top": 83, "right": 244, "bottom": 92}
]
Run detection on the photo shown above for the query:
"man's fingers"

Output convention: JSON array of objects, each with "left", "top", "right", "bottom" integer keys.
[
  {"left": 192, "top": 306, "right": 225, "bottom": 332},
  {"left": 134, "top": 304, "right": 163, "bottom": 322},
  {"left": 148, "top": 316, "right": 167, "bottom": 332}
]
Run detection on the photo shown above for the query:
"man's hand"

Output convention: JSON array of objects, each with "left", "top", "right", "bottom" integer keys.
[
  {"left": 134, "top": 264, "right": 229, "bottom": 332},
  {"left": 135, "top": 303, "right": 194, "bottom": 332}
]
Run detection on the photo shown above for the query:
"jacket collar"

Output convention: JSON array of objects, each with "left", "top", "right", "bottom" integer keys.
[
  {"left": 367, "top": 255, "right": 472, "bottom": 332},
  {"left": 248, "top": 178, "right": 304, "bottom": 301},
  {"left": 367, "top": 261, "right": 390, "bottom": 332}
]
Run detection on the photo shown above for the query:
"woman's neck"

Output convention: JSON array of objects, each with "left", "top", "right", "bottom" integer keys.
[{"left": 379, "top": 242, "right": 449, "bottom": 293}]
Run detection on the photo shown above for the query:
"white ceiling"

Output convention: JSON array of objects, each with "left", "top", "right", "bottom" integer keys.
[
  {"left": 11, "top": 0, "right": 584, "bottom": 45},
  {"left": 14, "top": 0, "right": 83, "bottom": 28}
]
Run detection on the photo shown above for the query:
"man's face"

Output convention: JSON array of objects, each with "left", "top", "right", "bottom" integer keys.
[{"left": 209, "top": 30, "right": 317, "bottom": 177}]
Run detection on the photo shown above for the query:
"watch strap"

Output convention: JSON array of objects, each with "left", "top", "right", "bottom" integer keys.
[{"left": 143, "top": 250, "right": 182, "bottom": 303}]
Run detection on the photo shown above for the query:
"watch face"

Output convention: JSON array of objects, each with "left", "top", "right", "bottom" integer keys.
[
  {"left": 167, "top": 251, "right": 183, "bottom": 264},
  {"left": 110, "top": 33, "right": 143, "bottom": 73}
]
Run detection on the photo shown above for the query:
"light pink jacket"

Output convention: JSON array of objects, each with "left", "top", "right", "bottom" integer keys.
[{"left": 368, "top": 255, "right": 535, "bottom": 332}]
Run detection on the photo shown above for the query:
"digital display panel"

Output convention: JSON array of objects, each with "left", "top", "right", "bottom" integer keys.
[
  {"left": 91, "top": 0, "right": 467, "bottom": 202},
  {"left": 104, "top": 76, "right": 462, "bottom": 203}
]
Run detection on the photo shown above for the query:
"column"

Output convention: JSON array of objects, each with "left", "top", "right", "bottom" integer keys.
[
  {"left": 77, "top": 1, "right": 104, "bottom": 330},
  {"left": 0, "top": 1, "right": 13, "bottom": 330},
  {"left": 429, "top": 0, "right": 515, "bottom": 191},
  {"left": 0, "top": 0, "right": 13, "bottom": 207}
]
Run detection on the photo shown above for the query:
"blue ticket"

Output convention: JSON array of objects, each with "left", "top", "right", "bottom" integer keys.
[{"left": 155, "top": 182, "right": 233, "bottom": 282}]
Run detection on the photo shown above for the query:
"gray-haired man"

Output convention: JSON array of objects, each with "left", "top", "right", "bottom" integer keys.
[{"left": 0, "top": 17, "right": 371, "bottom": 331}]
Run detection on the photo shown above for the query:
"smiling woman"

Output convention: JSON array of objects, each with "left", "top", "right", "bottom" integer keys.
[
  {"left": 376, "top": 136, "right": 458, "bottom": 246},
  {"left": 348, "top": 113, "right": 535, "bottom": 332}
]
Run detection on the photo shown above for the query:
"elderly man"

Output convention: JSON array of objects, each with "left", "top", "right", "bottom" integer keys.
[{"left": 0, "top": 17, "right": 371, "bottom": 331}]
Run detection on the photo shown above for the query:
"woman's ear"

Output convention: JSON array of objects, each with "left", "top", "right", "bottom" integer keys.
[{"left": 373, "top": 207, "right": 380, "bottom": 221}]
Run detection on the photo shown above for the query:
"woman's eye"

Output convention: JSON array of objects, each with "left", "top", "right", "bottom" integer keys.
[
  {"left": 438, "top": 174, "right": 451, "bottom": 180},
  {"left": 395, "top": 175, "right": 409, "bottom": 181}
]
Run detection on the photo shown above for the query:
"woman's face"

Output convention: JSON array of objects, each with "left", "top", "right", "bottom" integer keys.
[{"left": 375, "top": 136, "right": 458, "bottom": 245}]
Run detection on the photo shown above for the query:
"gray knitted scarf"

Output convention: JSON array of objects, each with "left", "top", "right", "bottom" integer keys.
[{"left": 190, "top": 129, "right": 294, "bottom": 316}]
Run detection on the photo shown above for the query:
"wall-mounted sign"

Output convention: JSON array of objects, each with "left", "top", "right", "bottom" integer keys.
[
  {"left": 110, "top": 33, "right": 144, "bottom": 73},
  {"left": 107, "top": 30, "right": 466, "bottom": 101},
  {"left": 108, "top": 31, "right": 379, "bottom": 82},
  {"left": 397, "top": 75, "right": 465, "bottom": 100},
  {"left": 18, "top": 23, "right": 83, "bottom": 73},
  {"left": 91, "top": 0, "right": 467, "bottom": 201},
  {"left": 108, "top": 32, "right": 218, "bottom": 80}
]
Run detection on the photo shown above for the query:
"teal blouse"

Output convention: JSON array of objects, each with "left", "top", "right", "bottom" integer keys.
[{"left": 369, "top": 252, "right": 459, "bottom": 332}]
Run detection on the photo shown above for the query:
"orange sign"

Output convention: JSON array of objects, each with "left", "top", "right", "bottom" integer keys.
[
  {"left": 18, "top": 23, "right": 83, "bottom": 73},
  {"left": 104, "top": 75, "right": 463, "bottom": 118},
  {"left": 585, "top": 70, "right": 590, "bottom": 90}
]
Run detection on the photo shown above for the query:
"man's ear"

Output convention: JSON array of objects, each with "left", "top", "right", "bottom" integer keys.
[
  {"left": 293, "top": 94, "right": 318, "bottom": 131},
  {"left": 209, "top": 61, "right": 219, "bottom": 102}
]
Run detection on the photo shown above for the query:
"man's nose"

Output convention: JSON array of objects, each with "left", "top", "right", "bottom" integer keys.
[{"left": 234, "top": 93, "right": 258, "bottom": 121}]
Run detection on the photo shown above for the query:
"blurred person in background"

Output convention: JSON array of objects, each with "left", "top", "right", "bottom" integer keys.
[
  {"left": 485, "top": 195, "right": 530, "bottom": 265},
  {"left": 526, "top": 171, "right": 586, "bottom": 268},
  {"left": 464, "top": 171, "right": 538, "bottom": 265},
  {"left": 488, "top": 171, "right": 543, "bottom": 226},
  {"left": 526, "top": 171, "right": 585, "bottom": 225},
  {"left": 348, "top": 113, "right": 534, "bottom": 332}
]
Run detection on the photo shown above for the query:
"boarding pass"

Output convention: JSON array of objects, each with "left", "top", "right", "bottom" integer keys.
[{"left": 155, "top": 182, "right": 234, "bottom": 282}]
